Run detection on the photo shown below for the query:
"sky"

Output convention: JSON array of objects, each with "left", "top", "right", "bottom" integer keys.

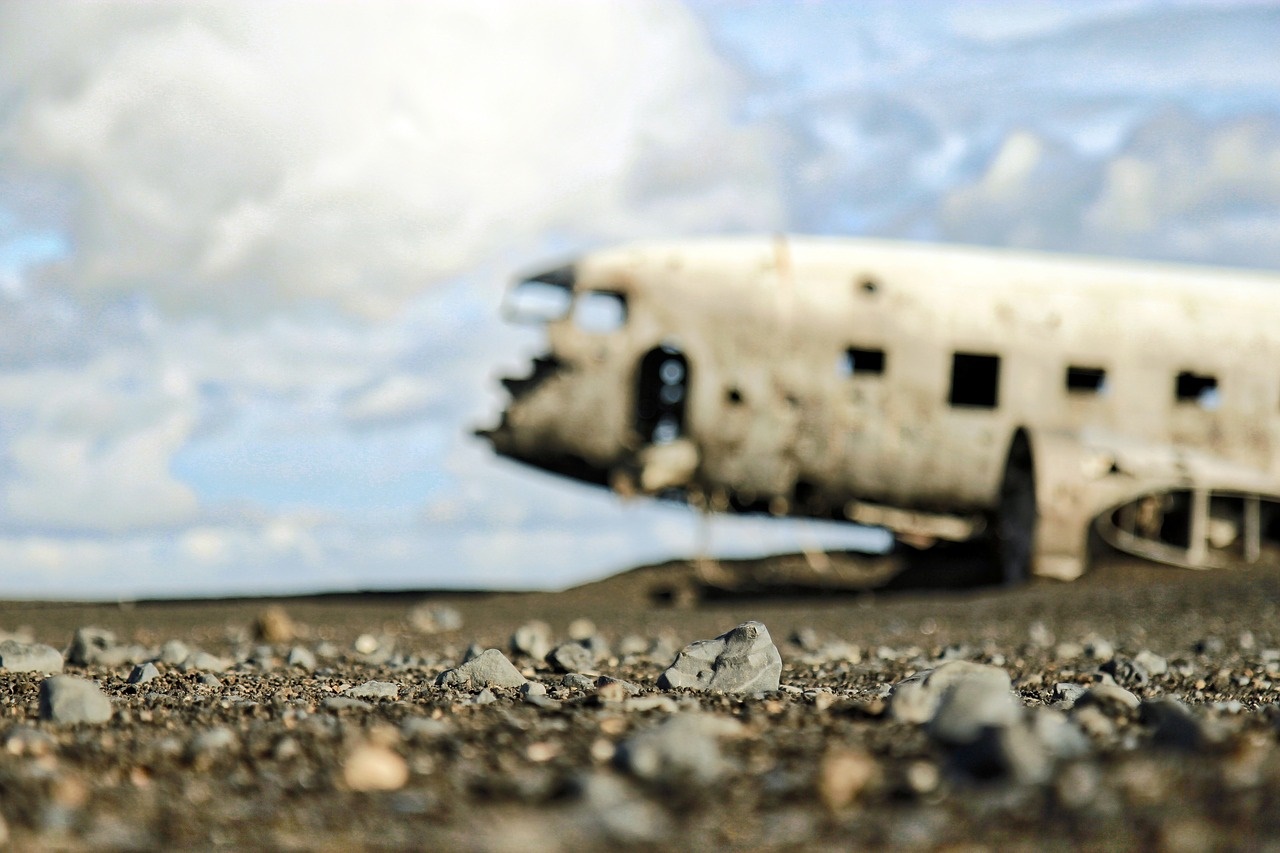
[{"left": 1, "top": 0, "right": 1279, "bottom": 598}]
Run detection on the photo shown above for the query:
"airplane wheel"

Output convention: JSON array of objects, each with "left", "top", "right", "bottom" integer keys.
[{"left": 995, "top": 430, "right": 1037, "bottom": 585}]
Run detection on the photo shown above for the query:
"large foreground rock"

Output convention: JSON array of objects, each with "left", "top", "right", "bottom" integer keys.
[
  {"left": 658, "top": 621, "right": 782, "bottom": 693},
  {"left": 890, "top": 660, "right": 1013, "bottom": 727},
  {"left": 615, "top": 713, "right": 744, "bottom": 785},
  {"left": 0, "top": 640, "right": 64, "bottom": 674},
  {"left": 39, "top": 676, "right": 113, "bottom": 724},
  {"left": 435, "top": 648, "right": 527, "bottom": 690}
]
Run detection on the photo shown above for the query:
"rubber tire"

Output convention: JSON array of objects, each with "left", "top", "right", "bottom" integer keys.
[{"left": 995, "top": 430, "right": 1037, "bottom": 586}]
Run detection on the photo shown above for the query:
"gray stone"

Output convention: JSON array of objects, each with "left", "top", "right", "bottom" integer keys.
[
  {"left": 547, "top": 642, "right": 596, "bottom": 674},
  {"left": 562, "top": 673, "right": 595, "bottom": 691},
  {"left": 1101, "top": 657, "right": 1150, "bottom": 687},
  {"left": 595, "top": 676, "right": 640, "bottom": 696},
  {"left": 1028, "top": 708, "right": 1091, "bottom": 761},
  {"left": 39, "top": 676, "right": 113, "bottom": 724},
  {"left": 1075, "top": 683, "right": 1140, "bottom": 714},
  {"left": 657, "top": 622, "right": 782, "bottom": 694},
  {"left": 199, "top": 673, "right": 222, "bottom": 688},
  {"left": 408, "top": 603, "right": 463, "bottom": 634},
  {"left": 575, "top": 773, "right": 671, "bottom": 843},
  {"left": 1133, "top": 650, "right": 1168, "bottom": 677},
  {"left": 287, "top": 646, "right": 316, "bottom": 670},
  {"left": 434, "top": 648, "right": 526, "bottom": 690},
  {"left": 401, "top": 717, "right": 455, "bottom": 742},
  {"left": 618, "top": 635, "right": 650, "bottom": 657},
  {"left": 1140, "top": 698, "right": 1203, "bottom": 750},
  {"left": 1052, "top": 682, "right": 1088, "bottom": 708},
  {"left": 1084, "top": 636, "right": 1115, "bottom": 661},
  {"left": 188, "top": 727, "right": 238, "bottom": 758},
  {"left": 927, "top": 678, "right": 1021, "bottom": 746},
  {"left": 624, "top": 696, "right": 679, "bottom": 713},
  {"left": 950, "top": 721, "right": 1051, "bottom": 784},
  {"left": 158, "top": 640, "right": 191, "bottom": 666},
  {"left": 323, "top": 697, "right": 372, "bottom": 711},
  {"left": 888, "top": 678, "right": 939, "bottom": 724},
  {"left": 66, "top": 627, "right": 117, "bottom": 666},
  {"left": 0, "top": 640, "right": 64, "bottom": 674},
  {"left": 580, "top": 634, "right": 611, "bottom": 661},
  {"left": 127, "top": 662, "right": 161, "bottom": 685},
  {"left": 891, "top": 661, "right": 1012, "bottom": 725},
  {"left": 615, "top": 713, "right": 743, "bottom": 785},
  {"left": 346, "top": 680, "right": 400, "bottom": 700},
  {"left": 469, "top": 687, "right": 497, "bottom": 706},
  {"left": 511, "top": 620, "right": 554, "bottom": 661},
  {"left": 180, "top": 651, "right": 230, "bottom": 673}
]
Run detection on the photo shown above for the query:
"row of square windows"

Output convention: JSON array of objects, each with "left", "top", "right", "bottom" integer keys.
[{"left": 841, "top": 347, "right": 1221, "bottom": 410}]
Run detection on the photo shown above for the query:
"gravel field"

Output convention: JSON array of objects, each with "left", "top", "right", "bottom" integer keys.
[{"left": 2, "top": 553, "right": 1280, "bottom": 851}]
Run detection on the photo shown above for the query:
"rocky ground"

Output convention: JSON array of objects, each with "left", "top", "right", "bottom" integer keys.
[{"left": 2, "top": 553, "right": 1280, "bottom": 851}]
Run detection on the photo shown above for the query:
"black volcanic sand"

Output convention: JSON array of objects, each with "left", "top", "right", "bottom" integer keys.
[{"left": 2, "top": 553, "right": 1280, "bottom": 850}]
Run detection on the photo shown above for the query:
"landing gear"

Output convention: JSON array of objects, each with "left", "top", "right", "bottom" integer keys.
[{"left": 994, "top": 430, "right": 1037, "bottom": 585}]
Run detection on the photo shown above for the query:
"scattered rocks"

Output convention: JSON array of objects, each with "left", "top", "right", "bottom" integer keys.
[
  {"left": 657, "top": 621, "right": 782, "bottom": 693},
  {"left": 39, "top": 676, "right": 113, "bottom": 724},
  {"left": 435, "top": 648, "right": 526, "bottom": 690},
  {"left": 4, "top": 575, "right": 1279, "bottom": 850},
  {"left": 0, "top": 639, "right": 64, "bottom": 673}
]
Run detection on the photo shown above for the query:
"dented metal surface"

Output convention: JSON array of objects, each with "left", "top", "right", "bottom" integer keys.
[{"left": 478, "top": 236, "right": 1280, "bottom": 582}]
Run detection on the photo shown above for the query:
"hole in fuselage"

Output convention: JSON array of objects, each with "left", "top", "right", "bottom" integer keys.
[{"left": 636, "top": 345, "right": 690, "bottom": 445}]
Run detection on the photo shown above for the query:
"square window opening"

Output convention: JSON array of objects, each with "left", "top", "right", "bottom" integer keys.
[
  {"left": 949, "top": 352, "right": 1001, "bottom": 409},
  {"left": 573, "top": 290, "right": 628, "bottom": 333},
  {"left": 1175, "top": 371, "right": 1219, "bottom": 410},
  {"left": 1066, "top": 365, "right": 1108, "bottom": 395},
  {"left": 842, "top": 346, "right": 886, "bottom": 376}
]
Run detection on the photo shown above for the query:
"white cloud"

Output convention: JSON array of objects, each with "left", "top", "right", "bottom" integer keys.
[
  {"left": 3, "top": 413, "right": 198, "bottom": 533},
  {"left": 938, "top": 111, "right": 1280, "bottom": 266},
  {"left": 1, "top": 0, "right": 781, "bottom": 320}
]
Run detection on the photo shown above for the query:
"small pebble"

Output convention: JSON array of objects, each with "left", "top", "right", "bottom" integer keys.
[{"left": 344, "top": 744, "right": 409, "bottom": 792}]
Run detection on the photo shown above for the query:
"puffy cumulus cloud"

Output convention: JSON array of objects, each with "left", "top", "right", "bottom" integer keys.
[
  {"left": 939, "top": 112, "right": 1280, "bottom": 268},
  {"left": 0, "top": 1, "right": 781, "bottom": 320},
  {"left": 0, "top": 351, "right": 201, "bottom": 533}
]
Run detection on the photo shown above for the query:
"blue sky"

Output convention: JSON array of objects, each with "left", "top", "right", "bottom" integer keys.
[{"left": 1, "top": 0, "right": 1279, "bottom": 598}]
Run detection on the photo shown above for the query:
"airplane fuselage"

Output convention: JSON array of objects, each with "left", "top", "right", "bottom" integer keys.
[{"left": 482, "top": 237, "right": 1280, "bottom": 581}]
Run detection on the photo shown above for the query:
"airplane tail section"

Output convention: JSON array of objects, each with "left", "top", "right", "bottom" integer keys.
[{"left": 1029, "top": 429, "right": 1280, "bottom": 579}]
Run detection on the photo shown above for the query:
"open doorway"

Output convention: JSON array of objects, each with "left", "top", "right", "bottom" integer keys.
[{"left": 635, "top": 345, "right": 690, "bottom": 445}]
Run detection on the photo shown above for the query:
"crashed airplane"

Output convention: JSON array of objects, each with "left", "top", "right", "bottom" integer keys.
[{"left": 478, "top": 236, "right": 1280, "bottom": 584}]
